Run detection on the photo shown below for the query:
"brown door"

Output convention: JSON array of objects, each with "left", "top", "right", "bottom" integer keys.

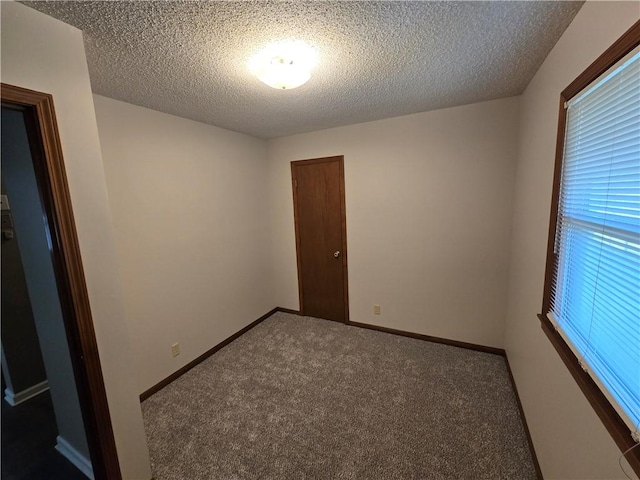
[{"left": 292, "top": 156, "right": 348, "bottom": 323}]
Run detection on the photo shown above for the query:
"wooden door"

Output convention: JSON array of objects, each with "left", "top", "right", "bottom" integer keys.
[{"left": 292, "top": 156, "right": 348, "bottom": 323}]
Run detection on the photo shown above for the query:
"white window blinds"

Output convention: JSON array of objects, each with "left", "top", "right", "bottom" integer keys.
[{"left": 549, "top": 48, "right": 640, "bottom": 438}]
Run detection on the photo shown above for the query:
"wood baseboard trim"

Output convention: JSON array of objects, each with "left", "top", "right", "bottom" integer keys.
[
  {"left": 503, "top": 356, "right": 544, "bottom": 480},
  {"left": 346, "top": 320, "right": 506, "bottom": 356},
  {"left": 140, "top": 308, "right": 504, "bottom": 399},
  {"left": 277, "top": 310, "right": 503, "bottom": 355},
  {"left": 139, "top": 306, "right": 540, "bottom": 477},
  {"left": 275, "top": 307, "right": 300, "bottom": 315},
  {"left": 344, "top": 318, "right": 540, "bottom": 475},
  {"left": 139, "top": 307, "right": 280, "bottom": 401}
]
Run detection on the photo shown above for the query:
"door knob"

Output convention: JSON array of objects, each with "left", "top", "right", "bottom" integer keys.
[{"left": 333, "top": 251, "right": 340, "bottom": 258}]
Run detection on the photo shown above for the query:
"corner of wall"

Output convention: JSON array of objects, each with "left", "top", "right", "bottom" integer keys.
[
  {"left": 503, "top": 2, "right": 639, "bottom": 478},
  {"left": 1, "top": 3, "right": 152, "bottom": 478}
]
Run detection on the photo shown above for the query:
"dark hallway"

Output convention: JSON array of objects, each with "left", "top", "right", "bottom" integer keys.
[
  {"left": 1, "top": 387, "right": 86, "bottom": 480},
  {"left": 1, "top": 105, "right": 92, "bottom": 480}
]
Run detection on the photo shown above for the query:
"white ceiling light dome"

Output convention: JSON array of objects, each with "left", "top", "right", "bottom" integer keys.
[{"left": 248, "top": 40, "right": 319, "bottom": 90}]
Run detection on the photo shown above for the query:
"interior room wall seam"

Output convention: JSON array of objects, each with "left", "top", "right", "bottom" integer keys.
[
  {"left": 266, "top": 96, "right": 520, "bottom": 349},
  {"left": 502, "top": 2, "right": 640, "bottom": 478},
  {"left": 94, "top": 94, "right": 275, "bottom": 395}
]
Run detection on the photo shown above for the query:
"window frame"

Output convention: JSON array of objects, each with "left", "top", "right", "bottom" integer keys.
[{"left": 539, "top": 19, "right": 640, "bottom": 476}]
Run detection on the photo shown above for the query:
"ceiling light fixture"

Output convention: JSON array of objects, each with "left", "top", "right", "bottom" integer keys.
[{"left": 248, "top": 40, "right": 318, "bottom": 90}]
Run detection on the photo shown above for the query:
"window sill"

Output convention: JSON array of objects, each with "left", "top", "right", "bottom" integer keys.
[{"left": 537, "top": 313, "right": 640, "bottom": 477}]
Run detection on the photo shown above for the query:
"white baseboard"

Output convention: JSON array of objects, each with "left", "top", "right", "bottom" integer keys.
[
  {"left": 55, "top": 435, "right": 94, "bottom": 480},
  {"left": 4, "top": 380, "right": 49, "bottom": 406}
]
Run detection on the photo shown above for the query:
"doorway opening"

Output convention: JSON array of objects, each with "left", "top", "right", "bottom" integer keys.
[{"left": 1, "top": 84, "right": 120, "bottom": 480}]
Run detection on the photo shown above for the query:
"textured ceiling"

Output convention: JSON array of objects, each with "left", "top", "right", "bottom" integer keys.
[{"left": 23, "top": 1, "right": 583, "bottom": 139}]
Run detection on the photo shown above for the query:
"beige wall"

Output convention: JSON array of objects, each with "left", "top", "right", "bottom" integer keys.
[
  {"left": 6, "top": 2, "right": 637, "bottom": 478},
  {"left": 504, "top": 2, "right": 640, "bottom": 479},
  {"left": 93, "top": 95, "right": 274, "bottom": 394},
  {"left": 0, "top": 2, "right": 152, "bottom": 479},
  {"left": 268, "top": 97, "right": 520, "bottom": 349}
]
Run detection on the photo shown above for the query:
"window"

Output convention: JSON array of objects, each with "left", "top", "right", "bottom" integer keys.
[{"left": 540, "top": 21, "right": 640, "bottom": 474}]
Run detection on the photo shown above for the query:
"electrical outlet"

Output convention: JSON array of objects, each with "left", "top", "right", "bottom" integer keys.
[
  {"left": 374, "top": 304, "right": 381, "bottom": 315},
  {"left": 171, "top": 343, "right": 180, "bottom": 357}
]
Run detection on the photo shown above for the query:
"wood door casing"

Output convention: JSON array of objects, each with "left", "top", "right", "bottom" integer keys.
[
  {"left": 1, "top": 84, "right": 121, "bottom": 480},
  {"left": 292, "top": 156, "right": 349, "bottom": 323}
]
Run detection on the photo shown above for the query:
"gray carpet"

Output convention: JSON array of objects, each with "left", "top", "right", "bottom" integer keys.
[{"left": 141, "top": 312, "right": 537, "bottom": 479}]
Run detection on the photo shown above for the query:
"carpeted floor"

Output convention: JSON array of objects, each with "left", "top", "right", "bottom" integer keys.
[{"left": 142, "top": 312, "right": 537, "bottom": 479}]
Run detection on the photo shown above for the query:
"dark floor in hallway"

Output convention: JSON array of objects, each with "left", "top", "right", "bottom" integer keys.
[{"left": 1, "top": 389, "right": 87, "bottom": 480}]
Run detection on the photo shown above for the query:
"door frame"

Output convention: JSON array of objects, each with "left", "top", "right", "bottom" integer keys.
[
  {"left": 291, "top": 155, "right": 349, "bottom": 323},
  {"left": 1, "top": 83, "right": 121, "bottom": 480}
]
